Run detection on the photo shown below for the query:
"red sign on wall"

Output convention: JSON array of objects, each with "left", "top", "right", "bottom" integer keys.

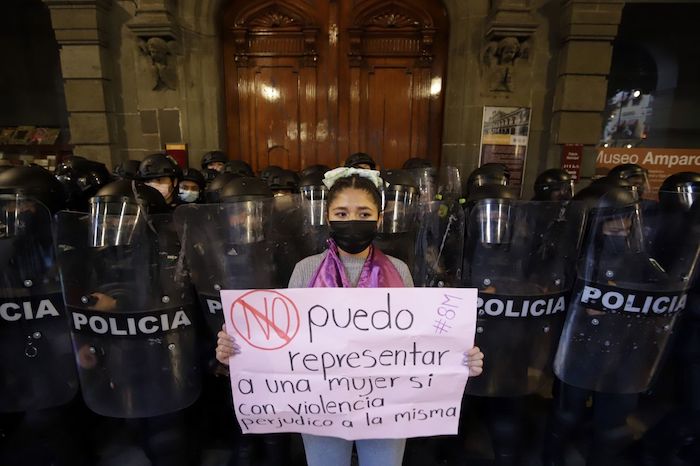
[{"left": 561, "top": 144, "right": 583, "bottom": 181}]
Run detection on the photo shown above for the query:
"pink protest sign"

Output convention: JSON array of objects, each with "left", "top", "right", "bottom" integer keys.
[{"left": 221, "top": 288, "right": 477, "bottom": 440}]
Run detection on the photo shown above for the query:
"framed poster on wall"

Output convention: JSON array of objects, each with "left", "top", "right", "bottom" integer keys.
[{"left": 479, "top": 106, "right": 531, "bottom": 193}]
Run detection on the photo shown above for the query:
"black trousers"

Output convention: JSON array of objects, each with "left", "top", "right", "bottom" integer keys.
[{"left": 543, "top": 380, "right": 638, "bottom": 466}]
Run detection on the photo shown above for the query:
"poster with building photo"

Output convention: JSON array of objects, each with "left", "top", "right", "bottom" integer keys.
[{"left": 479, "top": 107, "right": 531, "bottom": 192}]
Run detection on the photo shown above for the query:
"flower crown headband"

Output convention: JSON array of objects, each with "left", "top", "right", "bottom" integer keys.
[{"left": 322, "top": 167, "right": 385, "bottom": 190}]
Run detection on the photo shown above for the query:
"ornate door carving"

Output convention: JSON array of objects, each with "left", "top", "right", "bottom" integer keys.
[{"left": 223, "top": 0, "right": 448, "bottom": 171}]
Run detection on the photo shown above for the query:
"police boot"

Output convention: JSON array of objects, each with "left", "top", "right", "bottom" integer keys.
[
  {"left": 488, "top": 410, "right": 522, "bottom": 466},
  {"left": 541, "top": 411, "right": 577, "bottom": 466},
  {"left": 586, "top": 426, "right": 632, "bottom": 466}
]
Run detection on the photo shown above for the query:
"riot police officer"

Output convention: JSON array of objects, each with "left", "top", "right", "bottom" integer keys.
[
  {"left": 545, "top": 177, "right": 699, "bottom": 466},
  {"left": 638, "top": 172, "right": 700, "bottom": 465},
  {"left": 138, "top": 153, "right": 183, "bottom": 209},
  {"left": 459, "top": 183, "right": 582, "bottom": 466},
  {"left": 533, "top": 168, "right": 575, "bottom": 201},
  {"left": 375, "top": 169, "right": 419, "bottom": 270},
  {"left": 176, "top": 177, "right": 291, "bottom": 466},
  {"left": 55, "top": 179, "right": 201, "bottom": 466},
  {"left": 0, "top": 166, "right": 89, "bottom": 466},
  {"left": 178, "top": 168, "right": 205, "bottom": 204},
  {"left": 201, "top": 150, "right": 228, "bottom": 173}
]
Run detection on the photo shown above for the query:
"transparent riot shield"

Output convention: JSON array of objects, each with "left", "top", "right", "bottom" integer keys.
[
  {"left": 413, "top": 200, "right": 465, "bottom": 288},
  {"left": 174, "top": 200, "right": 279, "bottom": 338},
  {"left": 406, "top": 167, "right": 437, "bottom": 205},
  {"left": 271, "top": 193, "right": 313, "bottom": 284},
  {"left": 375, "top": 185, "right": 419, "bottom": 269},
  {"left": 554, "top": 195, "right": 700, "bottom": 393},
  {"left": 55, "top": 208, "right": 201, "bottom": 418},
  {"left": 0, "top": 197, "right": 78, "bottom": 412},
  {"left": 463, "top": 200, "right": 585, "bottom": 397}
]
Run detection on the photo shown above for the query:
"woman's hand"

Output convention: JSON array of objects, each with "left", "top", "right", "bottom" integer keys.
[
  {"left": 215, "top": 324, "right": 240, "bottom": 365},
  {"left": 463, "top": 346, "right": 484, "bottom": 377}
]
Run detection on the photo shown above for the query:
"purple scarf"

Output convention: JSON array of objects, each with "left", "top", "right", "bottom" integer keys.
[{"left": 308, "top": 239, "right": 405, "bottom": 288}]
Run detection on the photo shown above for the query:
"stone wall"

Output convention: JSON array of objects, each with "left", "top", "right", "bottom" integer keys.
[{"left": 42, "top": 0, "right": 625, "bottom": 195}]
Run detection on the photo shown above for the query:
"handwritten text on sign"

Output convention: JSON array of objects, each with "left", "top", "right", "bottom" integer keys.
[{"left": 221, "top": 288, "right": 477, "bottom": 440}]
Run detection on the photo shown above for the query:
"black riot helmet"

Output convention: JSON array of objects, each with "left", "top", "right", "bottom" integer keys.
[
  {"left": 55, "top": 156, "right": 112, "bottom": 211},
  {"left": 88, "top": 180, "right": 167, "bottom": 247},
  {"left": 381, "top": 169, "right": 418, "bottom": 233},
  {"left": 299, "top": 164, "right": 330, "bottom": 179},
  {"left": 221, "top": 176, "right": 273, "bottom": 203},
  {"left": 181, "top": 168, "right": 205, "bottom": 189},
  {"left": 204, "top": 172, "right": 240, "bottom": 203},
  {"left": 574, "top": 179, "right": 643, "bottom": 256},
  {"left": 345, "top": 152, "right": 376, "bottom": 170},
  {"left": 659, "top": 172, "right": 700, "bottom": 212},
  {"left": 467, "top": 163, "right": 510, "bottom": 196},
  {"left": 0, "top": 165, "right": 67, "bottom": 213},
  {"left": 468, "top": 184, "right": 519, "bottom": 245},
  {"left": 402, "top": 157, "right": 433, "bottom": 170},
  {"left": 259, "top": 165, "right": 284, "bottom": 183},
  {"left": 224, "top": 159, "right": 254, "bottom": 177},
  {"left": 267, "top": 169, "right": 300, "bottom": 195},
  {"left": 137, "top": 153, "right": 182, "bottom": 181},
  {"left": 112, "top": 159, "right": 141, "bottom": 180},
  {"left": 201, "top": 150, "right": 227, "bottom": 171},
  {"left": 608, "top": 163, "right": 649, "bottom": 196},
  {"left": 533, "top": 168, "right": 574, "bottom": 201}
]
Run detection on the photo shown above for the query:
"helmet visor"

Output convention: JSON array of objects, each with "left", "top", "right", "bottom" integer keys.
[
  {"left": 89, "top": 200, "right": 143, "bottom": 247},
  {"left": 301, "top": 186, "right": 328, "bottom": 226},
  {"left": 381, "top": 188, "right": 417, "bottom": 233},
  {"left": 475, "top": 199, "right": 513, "bottom": 245}
]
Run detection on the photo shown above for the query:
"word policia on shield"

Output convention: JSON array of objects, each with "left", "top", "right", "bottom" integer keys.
[{"left": 221, "top": 288, "right": 477, "bottom": 440}]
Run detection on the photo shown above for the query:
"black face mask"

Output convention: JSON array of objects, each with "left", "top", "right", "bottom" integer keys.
[
  {"left": 602, "top": 235, "right": 629, "bottom": 254},
  {"left": 329, "top": 220, "right": 377, "bottom": 254}
]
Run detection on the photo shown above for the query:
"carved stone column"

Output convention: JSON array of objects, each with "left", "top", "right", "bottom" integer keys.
[
  {"left": 550, "top": 0, "right": 624, "bottom": 174},
  {"left": 43, "top": 0, "right": 117, "bottom": 165}
]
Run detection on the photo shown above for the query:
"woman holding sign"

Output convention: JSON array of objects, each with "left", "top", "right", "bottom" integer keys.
[{"left": 217, "top": 168, "right": 484, "bottom": 466}]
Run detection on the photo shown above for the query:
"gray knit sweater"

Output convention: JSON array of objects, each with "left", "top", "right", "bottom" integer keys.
[{"left": 287, "top": 251, "right": 414, "bottom": 288}]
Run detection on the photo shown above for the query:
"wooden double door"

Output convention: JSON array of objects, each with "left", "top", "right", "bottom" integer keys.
[{"left": 223, "top": 0, "right": 449, "bottom": 172}]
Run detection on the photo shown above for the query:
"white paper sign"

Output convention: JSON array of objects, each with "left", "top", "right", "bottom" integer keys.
[{"left": 221, "top": 287, "right": 477, "bottom": 440}]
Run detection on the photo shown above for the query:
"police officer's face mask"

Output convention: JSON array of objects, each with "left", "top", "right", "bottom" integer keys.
[
  {"left": 146, "top": 178, "right": 174, "bottom": 201},
  {"left": 329, "top": 220, "right": 377, "bottom": 254},
  {"left": 178, "top": 188, "right": 199, "bottom": 203}
]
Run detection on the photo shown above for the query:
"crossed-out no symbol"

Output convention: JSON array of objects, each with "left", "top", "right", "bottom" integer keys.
[{"left": 230, "top": 290, "right": 300, "bottom": 350}]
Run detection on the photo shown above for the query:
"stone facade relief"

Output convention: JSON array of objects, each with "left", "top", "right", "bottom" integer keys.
[{"left": 138, "top": 37, "right": 178, "bottom": 91}]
